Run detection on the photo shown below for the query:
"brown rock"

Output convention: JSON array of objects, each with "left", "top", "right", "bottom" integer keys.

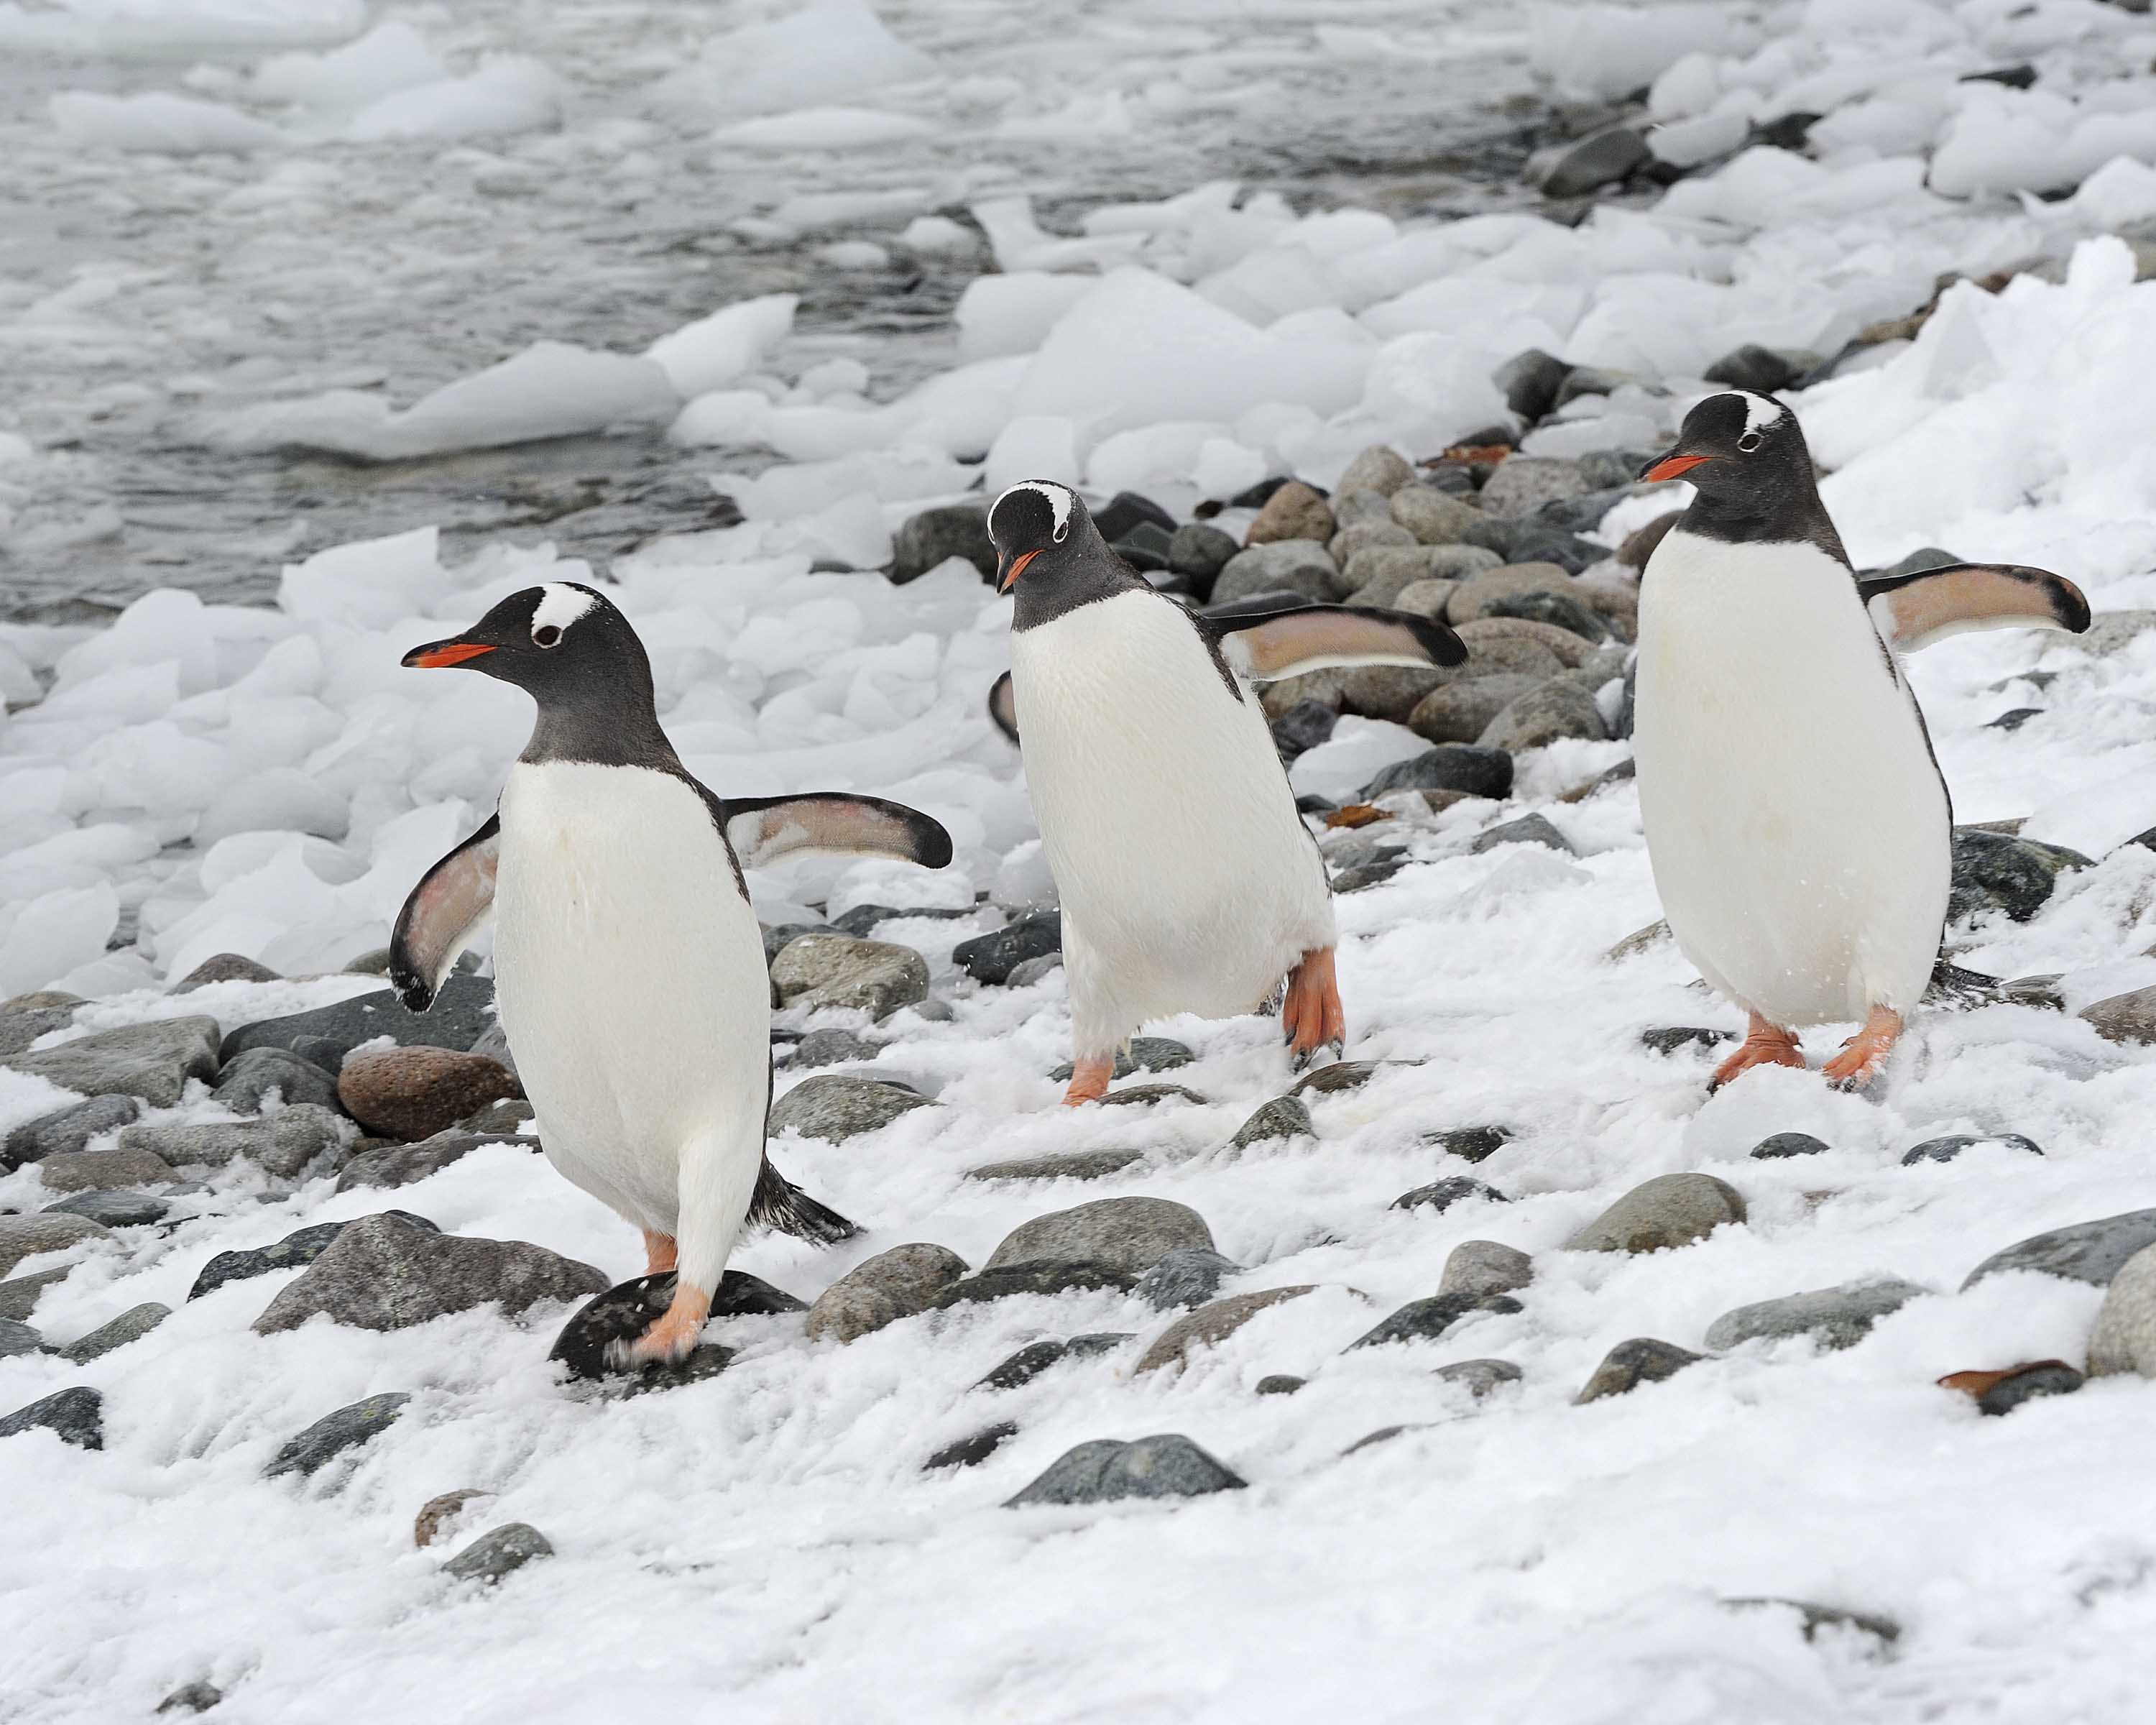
[
  {"left": 1618, "top": 512, "right": 1680, "bottom": 569},
  {"left": 1456, "top": 615, "right": 1599, "bottom": 669},
  {"left": 1447, "top": 564, "right": 1577, "bottom": 623},
  {"left": 337, "top": 1046, "right": 520, "bottom": 1143},
  {"left": 415, "top": 1488, "right": 493, "bottom": 1547},
  {"left": 1245, "top": 480, "right": 1336, "bottom": 546},
  {"left": 1409, "top": 676, "right": 1541, "bottom": 744},
  {"left": 1339, "top": 665, "right": 1450, "bottom": 722},
  {"left": 1135, "top": 1286, "right": 1317, "bottom": 1373}
]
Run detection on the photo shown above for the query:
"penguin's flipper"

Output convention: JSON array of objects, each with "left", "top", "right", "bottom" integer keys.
[
  {"left": 1861, "top": 563, "right": 2091, "bottom": 653},
  {"left": 747, "top": 1156, "right": 859, "bottom": 1243},
  {"left": 1207, "top": 603, "right": 1469, "bottom": 681},
  {"left": 387, "top": 814, "right": 500, "bottom": 1011},
  {"left": 723, "top": 794, "right": 954, "bottom": 870},
  {"left": 986, "top": 670, "right": 1019, "bottom": 746}
]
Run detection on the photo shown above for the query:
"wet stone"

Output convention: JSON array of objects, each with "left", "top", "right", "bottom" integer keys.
[
  {"left": 1005, "top": 1434, "right": 1245, "bottom": 1507},
  {"left": 1575, "top": 1337, "right": 1703, "bottom": 1404},
  {"left": 211, "top": 1046, "right": 340, "bottom": 1115},
  {"left": 966, "top": 1148, "right": 1145, "bottom": 1183},
  {"left": 1704, "top": 1277, "right": 1927, "bottom": 1352},
  {"left": 1493, "top": 349, "right": 1574, "bottom": 422},
  {"left": 976, "top": 1332, "right": 1130, "bottom": 1392},
  {"left": 1567, "top": 1173, "right": 1746, "bottom": 1254},
  {"left": 1289, "top": 1061, "right": 1381, "bottom": 1098},
  {"left": 264, "top": 1392, "right": 412, "bottom": 1479},
  {"left": 1529, "top": 123, "right": 1649, "bottom": 197},
  {"left": 1961, "top": 1209, "right": 2156, "bottom": 1291},
  {"left": 1134, "top": 1247, "right": 1238, "bottom": 1311},
  {"left": 1901, "top": 1133, "right": 2042, "bottom": 1166},
  {"left": 2, "top": 1016, "right": 221, "bottom": 1109},
  {"left": 1436, "top": 1358, "right": 1522, "bottom": 1398},
  {"left": 546, "top": 1274, "right": 752, "bottom": 1381},
  {"left": 1348, "top": 1291, "right": 1522, "bottom": 1351},
  {"left": 442, "top": 1523, "right": 555, "bottom": 1584},
  {"left": 923, "top": 1422, "right": 1018, "bottom": 1471},
  {"left": 929, "top": 1261, "right": 1138, "bottom": 1307},
  {"left": 1393, "top": 1177, "right": 1507, "bottom": 1215},
  {"left": 2, "top": 1094, "right": 141, "bottom": 1169},
  {"left": 768, "top": 1075, "right": 933, "bottom": 1143},
  {"left": 1751, "top": 1132, "right": 1829, "bottom": 1159},
  {"left": 952, "top": 911, "right": 1062, "bottom": 985},
  {"left": 57, "top": 1302, "right": 170, "bottom": 1363},
  {"left": 0, "top": 1384, "right": 103, "bottom": 1450},
  {"left": 986, "top": 1196, "right": 1214, "bottom": 1276}
]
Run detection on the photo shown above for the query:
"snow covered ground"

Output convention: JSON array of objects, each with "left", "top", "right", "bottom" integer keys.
[{"left": 8, "top": 0, "right": 2156, "bottom": 1719}]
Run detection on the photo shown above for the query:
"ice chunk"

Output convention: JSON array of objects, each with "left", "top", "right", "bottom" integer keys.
[
  {"left": 1529, "top": 3, "right": 1741, "bottom": 102},
  {"left": 645, "top": 295, "right": 797, "bottom": 399},
  {"left": 209, "top": 342, "right": 678, "bottom": 461},
  {"left": 49, "top": 90, "right": 285, "bottom": 154},
  {"left": 251, "top": 20, "right": 447, "bottom": 109},
  {"left": 276, "top": 527, "right": 443, "bottom": 630},
  {"left": 985, "top": 416, "right": 1081, "bottom": 495},
  {"left": 1084, "top": 422, "right": 1229, "bottom": 502},
  {"left": 896, "top": 216, "right": 979, "bottom": 256},
  {"left": 52, "top": 589, "right": 218, "bottom": 697},
  {"left": 711, "top": 106, "right": 933, "bottom": 147},
  {"left": 654, "top": 0, "right": 934, "bottom": 120},
  {"left": 0, "top": 883, "right": 117, "bottom": 997},
  {"left": 1, "top": 0, "right": 364, "bottom": 57},
  {"left": 195, "top": 769, "right": 350, "bottom": 847},
  {"left": 970, "top": 196, "right": 1147, "bottom": 275},
  {"left": 343, "top": 55, "right": 566, "bottom": 143},
  {"left": 1356, "top": 332, "right": 1512, "bottom": 453},
  {"left": 956, "top": 274, "right": 1097, "bottom": 364}
]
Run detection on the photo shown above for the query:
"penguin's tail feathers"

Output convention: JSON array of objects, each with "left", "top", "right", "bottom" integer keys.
[{"left": 748, "top": 1156, "right": 860, "bottom": 1245}]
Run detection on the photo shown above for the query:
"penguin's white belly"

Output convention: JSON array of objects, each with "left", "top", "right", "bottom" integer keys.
[
  {"left": 492, "top": 761, "right": 768, "bottom": 1233},
  {"left": 1011, "top": 590, "right": 1333, "bottom": 1052},
  {"left": 1634, "top": 530, "right": 1949, "bottom": 1026}
]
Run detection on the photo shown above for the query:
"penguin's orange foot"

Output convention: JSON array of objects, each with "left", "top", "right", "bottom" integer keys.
[
  {"left": 1283, "top": 946, "right": 1345, "bottom": 1068},
  {"left": 1822, "top": 1006, "right": 1904, "bottom": 1090},
  {"left": 607, "top": 1282, "right": 712, "bottom": 1368},
  {"left": 1061, "top": 1056, "right": 1112, "bottom": 1106},
  {"left": 641, "top": 1230, "right": 678, "bottom": 1275},
  {"left": 1708, "top": 1015, "right": 1805, "bottom": 1090}
]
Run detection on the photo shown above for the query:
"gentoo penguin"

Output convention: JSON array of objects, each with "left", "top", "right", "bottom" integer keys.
[
  {"left": 1634, "top": 391, "right": 2088, "bottom": 1089},
  {"left": 987, "top": 480, "right": 1467, "bottom": 1103},
  {"left": 392, "top": 582, "right": 952, "bottom": 1363}
]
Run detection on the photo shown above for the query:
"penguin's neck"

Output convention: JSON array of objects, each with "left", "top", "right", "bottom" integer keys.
[
  {"left": 1681, "top": 487, "right": 1849, "bottom": 569},
  {"left": 521, "top": 696, "right": 679, "bottom": 770},
  {"left": 1012, "top": 531, "right": 1147, "bottom": 631}
]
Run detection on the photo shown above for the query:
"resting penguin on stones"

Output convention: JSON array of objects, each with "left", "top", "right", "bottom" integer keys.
[
  {"left": 392, "top": 583, "right": 953, "bottom": 1365},
  {"left": 1634, "top": 390, "right": 2089, "bottom": 1091},
  {"left": 985, "top": 479, "right": 1468, "bottom": 1105}
]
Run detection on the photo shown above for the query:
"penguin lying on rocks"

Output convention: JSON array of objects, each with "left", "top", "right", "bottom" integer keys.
[
  {"left": 394, "top": 582, "right": 952, "bottom": 1365},
  {"left": 985, "top": 479, "right": 1467, "bottom": 1103},
  {"left": 1634, "top": 390, "right": 2089, "bottom": 1090}
]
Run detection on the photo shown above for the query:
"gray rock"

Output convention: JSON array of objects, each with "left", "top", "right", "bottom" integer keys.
[
  {"left": 987, "top": 1196, "right": 1212, "bottom": 1277},
  {"left": 1228, "top": 1096, "right": 1312, "bottom": 1151},
  {"left": 1704, "top": 1277, "right": 1927, "bottom": 1351},
  {"left": 156, "top": 1681, "right": 224, "bottom": 1714},
  {"left": 1407, "top": 675, "right": 1539, "bottom": 743},
  {"left": 0, "top": 1384, "right": 102, "bottom": 1450},
  {"left": 336, "top": 1132, "right": 515, "bottom": 1191},
  {"left": 1336, "top": 663, "right": 1450, "bottom": 723},
  {"left": 890, "top": 503, "right": 992, "bottom": 584},
  {"left": 1004, "top": 954, "right": 1063, "bottom": 988},
  {"left": 1329, "top": 521, "right": 1416, "bottom": 568},
  {"left": 210, "top": 1046, "right": 340, "bottom": 1115},
  {"left": 1948, "top": 827, "right": 2086, "bottom": 923},
  {"left": 952, "top": 911, "right": 1061, "bottom": 985},
  {"left": 1495, "top": 520, "right": 1605, "bottom": 574},
  {"left": 1393, "top": 1176, "right": 1508, "bottom": 1214},
  {"left": 790, "top": 1027, "right": 883, "bottom": 1069},
  {"left": 976, "top": 1331, "right": 1130, "bottom": 1391},
  {"left": 2080, "top": 987, "right": 2156, "bottom": 1045},
  {"left": 171, "top": 952, "right": 280, "bottom": 992},
  {"left": 1567, "top": 1173, "right": 1746, "bottom": 1254},
  {"left": 1049, "top": 1039, "right": 1194, "bottom": 1084},
  {"left": 1289, "top": 1060, "right": 1381, "bottom": 1097},
  {"left": 190, "top": 1211, "right": 441, "bottom": 1300},
  {"left": 1493, "top": 349, "right": 1574, "bottom": 422},
  {"left": 1703, "top": 345, "right": 1809, "bottom": 394},
  {"left": 2086, "top": 1243, "right": 2156, "bottom": 1378},
  {"left": 1751, "top": 1132, "right": 1829, "bottom": 1159},
  {"left": 56, "top": 1302, "right": 170, "bottom": 1363},
  {"left": 1530, "top": 124, "right": 1649, "bottom": 197},
  {"left": 770, "top": 933, "right": 930, "bottom": 1021},
  {"left": 768, "top": 1074, "right": 932, "bottom": 1143},
  {"left": 1720, "top": 1598, "right": 1902, "bottom": 1647},
  {"left": 0, "top": 1212, "right": 110, "bottom": 1279},
  {"left": 1479, "top": 679, "right": 1608, "bottom": 750},
  {"left": 1962, "top": 1209, "right": 2156, "bottom": 1291},
  {"left": 1391, "top": 487, "right": 1506, "bottom": 551},
  {"left": 264, "top": 1392, "right": 413, "bottom": 1478},
  {"left": 1479, "top": 458, "right": 1589, "bottom": 518},
  {"left": 1348, "top": 544, "right": 1500, "bottom": 599},
  {"left": 1097, "top": 1082, "right": 1210, "bottom": 1108},
  {"left": 122, "top": 1105, "right": 352, "bottom": 1179},
  {"left": 1361, "top": 745, "right": 1514, "bottom": 801},
  {"left": 2077, "top": 610, "right": 2156, "bottom": 656},
  {"left": 0, "top": 1317, "right": 40, "bottom": 1358},
  {"left": 1901, "top": 1133, "right": 2042, "bottom": 1166},
  {"left": 1640, "top": 1025, "right": 1732, "bottom": 1056},
  {"left": 0, "top": 1268, "right": 71, "bottom": 1321},
  {"left": 1272, "top": 699, "right": 1337, "bottom": 759},
  {"left": 251, "top": 1214, "right": 607, "bottom": 1334},
  {"left": 1485, "top": 588, "right": 1609, "bottom": 642},
  {"left": 1211, "top": 540, "right": 1343, "bottom": 605},
  {"left": 442, "top": 1522, "right": 554, "bottom": 1583},
  {"left": 1255, "top": 1373, "right": 1305, "bottom": 1396},
  {"left": 1574, "top": 1337, "right": 1703, "bottom": 1403},
  {"left": 2, "top": 1093, "right": 141, "bottom": 1169},
  {"left": 2, "top": 1016, "right": 220, "bottom": 1108},
  {"left": 929, "top": 1261, "right": 1138, "bottom": 1305},
  {"left": 0, "top": 991, "right": 82, "bottom": 1058},
  {"left": 1471, "top": 813, "right": 1574, "bottom": 855},
  {"left": 1439, "top": 1241, "right": 1532, "bottom": 1300},
  {"left": 1135, "top": 1286, "right": 1314, "bottom": 1372},
  {"left": 967, "top": 1147, "right": 1145, "bottom": 1183},
  {"left": 468, "top": 1020, "right": 517, "bottom": 1081},
  {"left": 1245, "top": 479, "right": 1335, "bottom": 546},
  {"left": 34, "top": 1143, "right": 175, "bottom": 1194},
  {"left": 220, "top": 973, "right": 497, "bottom": 1067},
  {"left": 1349, "top": 1290, "right": 1522, "bottom": 1351},
  {"left": 803, "top": 1242, "right": 969, "bottom": 1343},
  {"left": 1331, "top": 488, "right": 1395, "bottom": 526},
  {"left": 1435, "top": 1357, "right": 1522, "bottom": 1397},
  {"left": 1134, "top": 1247, "right": 1238, "bottom": 1311},
  {"left": 1168, "top": 522, "right": 1240, "bottom": 585},
  {"left": 1337, "top": 445, "right": 1416, "bottom": 497},
  {"left": 1005, "top": 1434, "right": 1245, "bottom": 1506},
  {"left": 1427, "top": 1126, "right": 1514, "bottom": 1162},
  {"left": 923, "top": 1422, "right": 1018, "bottom": 1471}
]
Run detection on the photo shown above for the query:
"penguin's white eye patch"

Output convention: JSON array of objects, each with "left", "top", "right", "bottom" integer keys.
[
  {"left": 1736, "top": 431, "right": 1764, "bottom": 453},
  {"left": 533, "top": 624, "right": 563, "bottom": 648},
  {"left": 1052, "top": 516, "right": 1069, "bottom": 543}
]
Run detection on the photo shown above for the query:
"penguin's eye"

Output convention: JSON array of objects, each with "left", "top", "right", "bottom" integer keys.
[
  {"left": 1736, "top": 431, "right": 1764, "bottom": 454},
  {"left": 533, "top": 625, "right": 563, "bottom": 648},
  {"left": 1051, "top": 519, "right": 1069, "bottom": 543}
]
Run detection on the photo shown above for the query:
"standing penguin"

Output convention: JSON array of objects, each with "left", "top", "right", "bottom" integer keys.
[
  {"left": 392, "top": 582, "right": 952, "bottom": 1364},
  {"left": 1634, "top": 391, "right": 2088, "bottom": 1089},
  {"left": 986, "top": 480, "right": 1467, "bottom": 1103}
]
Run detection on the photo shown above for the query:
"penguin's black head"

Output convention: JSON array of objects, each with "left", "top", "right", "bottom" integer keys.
[
  {"left": 1640, "top": 390, "right": 1812, "bottom": 499},
  {"left": 402, "top": 581, "right": 655, "bottom": 712},
  {"left": 987, "top": 480, "right": 1093, "bottom": 595}
]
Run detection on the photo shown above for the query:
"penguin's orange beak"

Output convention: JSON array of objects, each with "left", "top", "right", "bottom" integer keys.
[
  {"left": 402, "top": 638, "right": 495, "bottom": 668},
  {"left": 995, "top": 548, "right": 1040, "bottom": 595},
  {"left": 1641, "top": 452, "right": 1713, "bottom": 483}
]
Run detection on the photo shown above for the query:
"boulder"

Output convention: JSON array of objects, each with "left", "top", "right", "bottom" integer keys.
[
  {"left": 804, "top": 1243, "right": 969, "bottom": 1343},
  {"left": 2, "top": 1094, "right": 142, "bottom": 1169},
  {"left": 0, "top": 1213, "right": 110, "bottom": 1279},
  {"left": 1704, "top": 1277, "right": 1927, "bottom": 1351},
  {"left": 0, "top": 1384, "right": 102, "bottom": 1450},
  {"left": 1574, "top": 1337, "right": 1703, "bottom": 1403},
  {"left": 1948, "top": 827, "right": 2086, "bottom": 923},
  {"left": 1211, "top": 540, "right": 1343, "bottom": 604},
  {"left": 2, "top": 1017, "right": 220, "bottom": 1108},
  {"left": 220, "top": 973, "right": 497, "bottom": 1067},
  {"left": 890, "top": 503, "right": 992, "bottom": 584},
  {"left": 952, "top": 911, "right": 1061, "bottom": 985},
  {"left": 1135, "top": 1286, "right": 1314, "bottom": 1372},
  {"left": 1566, "top": 1173, "right": 1746, "bottom": 1254},
  {"left": 210, "top": 1047, "right": 340, "bottom": 1115},
  {"left": 34, "top": 1144, "right": 175, "bottom": 1194},
  {"left": 1962, "top": 1209, "right": 2156, "bottom": 1291},
  {"left": 1478, "top": 458, "right": 1588, "bottom": 518},
  {"left": 768, "top": 1075, "right": 932, "bottom": 1142},
  {"left": 985, "top": 1196, "right": 1212, "bottom": 1276},
  {"left": 122, "top": 1106, "right": 352, "bottom": 1179},
  {"left": 264, "top": 1392, "right": 413, "bottom": 1479},
  {"left": 1005, "top": 1434, "right": 1245, "bottom": 1506},
  {"left": 770, "top": 933, "right": 930, "bottom": 1021},
  {"left": 1336, "top": 446, "right": 1416, "bottom": 497},
  {"left": 1361, "top": 745, "right": 1513, "bottom": 802},
  {"left": 336, "top": 1046, "right": 520, "bottom": 1142}
]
